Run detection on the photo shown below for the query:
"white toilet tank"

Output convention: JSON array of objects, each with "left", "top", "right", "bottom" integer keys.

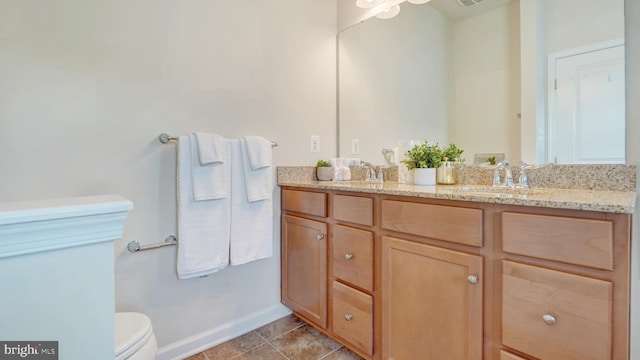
[{"left": 115, "top": 312, "right": 158, "bottom": 360}]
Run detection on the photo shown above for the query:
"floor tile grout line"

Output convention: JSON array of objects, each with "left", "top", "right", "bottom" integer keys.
[
  {"left": 265, "top": 322, "right": 307, "bottom": 342},
  {"left": 266, "top": 340, "right": 291, "bottom": 360},
  {"left": 317, "top": 346, "right": 344, "bottom": 360}
]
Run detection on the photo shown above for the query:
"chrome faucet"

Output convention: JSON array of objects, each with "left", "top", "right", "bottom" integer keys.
[
  {"left": 359, "top": 161, "right": 381, "bottom": 182},
  {"left": 492, "top": 161, "right": 530, "bottom": 189},
  {"left": 518, "top": 162, "right": 530, "bottom": 189}
]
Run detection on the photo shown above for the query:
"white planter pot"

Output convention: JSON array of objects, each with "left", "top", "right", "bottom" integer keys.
[
  {"left": 413, "top": 168, "right": 436, "bottom": 186},
  {"left": 316, "top": 167, "right": 334, "bottom": 181}
]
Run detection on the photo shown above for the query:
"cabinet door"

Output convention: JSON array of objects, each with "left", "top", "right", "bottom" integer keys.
[
  {"left": 381, "top": 236, "right": 483, "bottom": 360},
  {"left": 282, "top": 215, "right": 328, "bottom": 328}
]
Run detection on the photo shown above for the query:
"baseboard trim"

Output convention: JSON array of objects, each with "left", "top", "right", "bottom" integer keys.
[{"left": 156, "top": 304, "right": 292, "bottom": 360}]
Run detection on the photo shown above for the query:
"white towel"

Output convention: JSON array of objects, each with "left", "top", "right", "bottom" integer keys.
[
  {"left": 191, "top": 133, "right": 229, "bottom": 201},
  {"left": 230, "top": 139, "right": 273, "bottom": 265},
  {"left": 194, "top": 132, "right": 225, "bottom": 165},
  {"left": 240, "top": 137, "right": 273, "bottom": 202},
  {"left": 330, "top": 158, "right": 352, "bottom": 181},
  {"left": 176, "top": 135, "right": 231, "bottom": 279},
  {"left": 242, "top": 136, "right": 272, "bottom": 170}
]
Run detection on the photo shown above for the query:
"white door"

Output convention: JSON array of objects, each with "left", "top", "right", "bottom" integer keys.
[{"left": 548, "top": 41, "right": 625, "bottom": 164}]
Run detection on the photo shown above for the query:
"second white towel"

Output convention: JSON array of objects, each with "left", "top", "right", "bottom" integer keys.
[
  {"left": 230, "top": 139, "right": 273, "bottom": 266},
  {"left": 240, "top": 136, "right": 273, "bottom": 202}
]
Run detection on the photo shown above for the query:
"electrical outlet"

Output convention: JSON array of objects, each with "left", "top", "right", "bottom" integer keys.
[
  {"left": 351, "top": 139, "right": 360, "bottom": 154},
  {"left": 310, "top": 135, "right": 320, "bottom": 153}
]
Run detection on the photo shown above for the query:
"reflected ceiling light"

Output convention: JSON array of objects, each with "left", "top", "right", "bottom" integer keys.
[
  {"left": 408, "top": 0, "right": 432, "bottom": 3},
  {"left": 375, "top": 4, "right": 401, "bottom": 19},
  {"left": 356, "top": 0, "right": 385, "bottom": 8}
]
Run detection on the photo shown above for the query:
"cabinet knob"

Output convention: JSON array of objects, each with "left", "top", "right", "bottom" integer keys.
[
  {"left": 345, "top": 253, "right": 353, "bottom": 260},
  {"left": 317, "top": 234, "right": 324, "bottom": 241},
  {"left": 344, "top": 314, "right": 353, "bottom": 321},
  {"left": 467, "top": 275, "right": 479, "bottom": 284},
  {"left": 542, "top": 314, "right": 557, "bottom": 325}
]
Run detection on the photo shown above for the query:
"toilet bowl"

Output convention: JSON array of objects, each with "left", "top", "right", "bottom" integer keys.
[{"left": 115, "top": 312, "right": 158, "bottom": 360}]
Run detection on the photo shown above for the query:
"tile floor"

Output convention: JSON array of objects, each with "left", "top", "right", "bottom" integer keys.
[{"left": 184, "top": 315, "right": 363, "bottom": 360}]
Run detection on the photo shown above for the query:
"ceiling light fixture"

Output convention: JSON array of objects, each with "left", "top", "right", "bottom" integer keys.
[
  {"left": 375, "top": 4, "right": 401, "bottom": 19},
  {"left": 356, "top": 0, "right": 385, "bottom": 8},
  {"left": 407, "top": 0, "right": 432, "bottom": 4}
]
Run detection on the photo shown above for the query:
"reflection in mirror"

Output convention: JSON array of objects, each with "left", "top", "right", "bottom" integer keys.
[{"left": 337, "top": 0, "right": 625, "bottom": 165}]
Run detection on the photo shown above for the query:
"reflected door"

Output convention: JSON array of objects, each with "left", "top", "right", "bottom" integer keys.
[{"left": 549, "top": 42, "right": 625, "bottom": 164}]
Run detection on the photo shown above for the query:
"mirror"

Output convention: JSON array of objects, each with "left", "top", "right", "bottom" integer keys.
[{"left": 337, "top": 0, "right": 626, "bottom": 165}]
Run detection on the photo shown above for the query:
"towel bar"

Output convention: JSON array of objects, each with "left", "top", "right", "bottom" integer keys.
[
  {"left": 128, "top": 235, "right": 177, "bottom": 253},
  {"left": 159, "top": 133, "right": 278, "bottom": 147}
]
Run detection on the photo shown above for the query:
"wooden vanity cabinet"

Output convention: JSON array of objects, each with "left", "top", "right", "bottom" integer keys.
[
  {"left": 281, "top": 189, "right": 328, "bottom": 329},
  {"left": 280, "top": 187, "right": 632, "bottom": 360}
]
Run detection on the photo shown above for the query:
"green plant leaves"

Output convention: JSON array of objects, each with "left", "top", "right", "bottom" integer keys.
[{"left": 400, "top": 141, "right": 464, "bottom": 170}]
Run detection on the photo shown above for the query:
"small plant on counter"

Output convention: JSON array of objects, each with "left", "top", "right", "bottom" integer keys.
[
  {"left": 316, "top": 160, "right": 333, "bottom": 181},
  {"left": 400, "top": 141, "right": 444, "bottom": 170},
  {"left": 442, "top": 144, "right": 464, "bottom": 163}
]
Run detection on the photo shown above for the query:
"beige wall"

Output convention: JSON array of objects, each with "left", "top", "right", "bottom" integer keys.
[
  {"left": 0, "top": 0, "right": 336, "bottom": 357},
  {"left": 339, "top": 3, "right": 452, "bottom": 162},
  {"left": 452, "top": 1, "right": 521, "bottom": 163}
]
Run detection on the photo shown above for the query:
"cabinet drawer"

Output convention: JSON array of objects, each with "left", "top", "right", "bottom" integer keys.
[
  {"left": 332, "top": 225, "right": 373, "bottom": 292},
  {"left": 502, "top": 261, "right": 613, "bottom": 360},
  {"left": 333, "top": 195, "right": 373, "bottom": 226},
  {"left": 502, "top": 212, "right": 613, "bottom": 270},
  {"left": 282, "top": 189, "right": 327, "bottom": 217},
  {"left": 332, "top": 281, "right": 373, "bottom": 356},
  {"left": 382, "top": 200, "right": 483, "bottom": 247}
]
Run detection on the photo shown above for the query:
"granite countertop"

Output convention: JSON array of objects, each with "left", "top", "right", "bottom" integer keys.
[{"left": 278, "top": 180, "right": 637, "bottom": 214}]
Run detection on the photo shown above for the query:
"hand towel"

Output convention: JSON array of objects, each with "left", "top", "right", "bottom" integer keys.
[
  {"left": 240, "top": 137, "right": 273, "bottom": 202},
  {"left": 176, "top": 135, "right": 231, "bottom": 279},
  {"left": 230, "top": 139, "right": 273, "bottom": 266},
  {"left": 242, "top": 136, "right": 272, "bottom": 170},
  {"left": 330, "top": 158, "right": 351, "bottom": 181},
  {"left": 194, "top": 132, "right": 226, "bottom": 165},
  {"left": 191, "top": 133, "right": 229, "bottom": 201}
]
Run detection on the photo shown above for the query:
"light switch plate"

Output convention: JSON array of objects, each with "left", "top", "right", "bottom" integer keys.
[
  {"left": 311, "top": 135, "right": 320, "bottom": 153},
  {"left": 351, "top": 139, "right": 360, "bottom": 154}
]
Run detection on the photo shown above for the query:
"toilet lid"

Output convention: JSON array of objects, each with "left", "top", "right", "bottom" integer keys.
[{"left": 115, "top": 312, "right": 153, "bottom": 360}]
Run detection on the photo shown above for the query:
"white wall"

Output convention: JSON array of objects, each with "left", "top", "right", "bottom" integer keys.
[
  {"left": 451, "top": 1, "right": 521, "bottom": 163},
  {"left": 339, "top": 3, "right": 452, "bottom": 163},
  {"left": 0, "top": 0, "right": 336, "bottom": 357}
]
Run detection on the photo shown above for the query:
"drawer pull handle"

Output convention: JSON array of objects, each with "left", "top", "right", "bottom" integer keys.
[
  {"left": 344, "top": 314, "right": 353, "bottom": 321},
  {"left": 542, "top": 314, "right": 557, "bottom": 325},
  {"left": 467, "top": 275, "right": 479, "bottom": 284},
  {"left": 317, "top": 234, "right": 324, "bottom": 241},
  {"left": 345, "top": 253, "right": 353, "bottom": 260}
]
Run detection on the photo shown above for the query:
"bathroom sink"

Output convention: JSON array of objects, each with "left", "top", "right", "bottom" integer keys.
[{"left": 443, "top": 185, "right": 550, "bottom": 197}]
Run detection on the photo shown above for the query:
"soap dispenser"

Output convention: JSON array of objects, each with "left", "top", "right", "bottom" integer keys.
[{"left": 436, "top": 158, "right": 456, "bottom": 185}]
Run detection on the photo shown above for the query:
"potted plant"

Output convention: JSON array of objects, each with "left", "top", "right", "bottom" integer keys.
[
  {"left": 316, "top": 160, "right": 333, "bottom": 181},
  {"left": 442, "top": 144, "right": 464, "bottom": 163},
  {"left": 400, "top": 141, "right": 443, "bottom": 185}
]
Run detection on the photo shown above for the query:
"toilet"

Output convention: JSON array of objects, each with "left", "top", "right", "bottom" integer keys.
[{"left": 115, "top": 312, "right": 158, "bottom": 360}]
